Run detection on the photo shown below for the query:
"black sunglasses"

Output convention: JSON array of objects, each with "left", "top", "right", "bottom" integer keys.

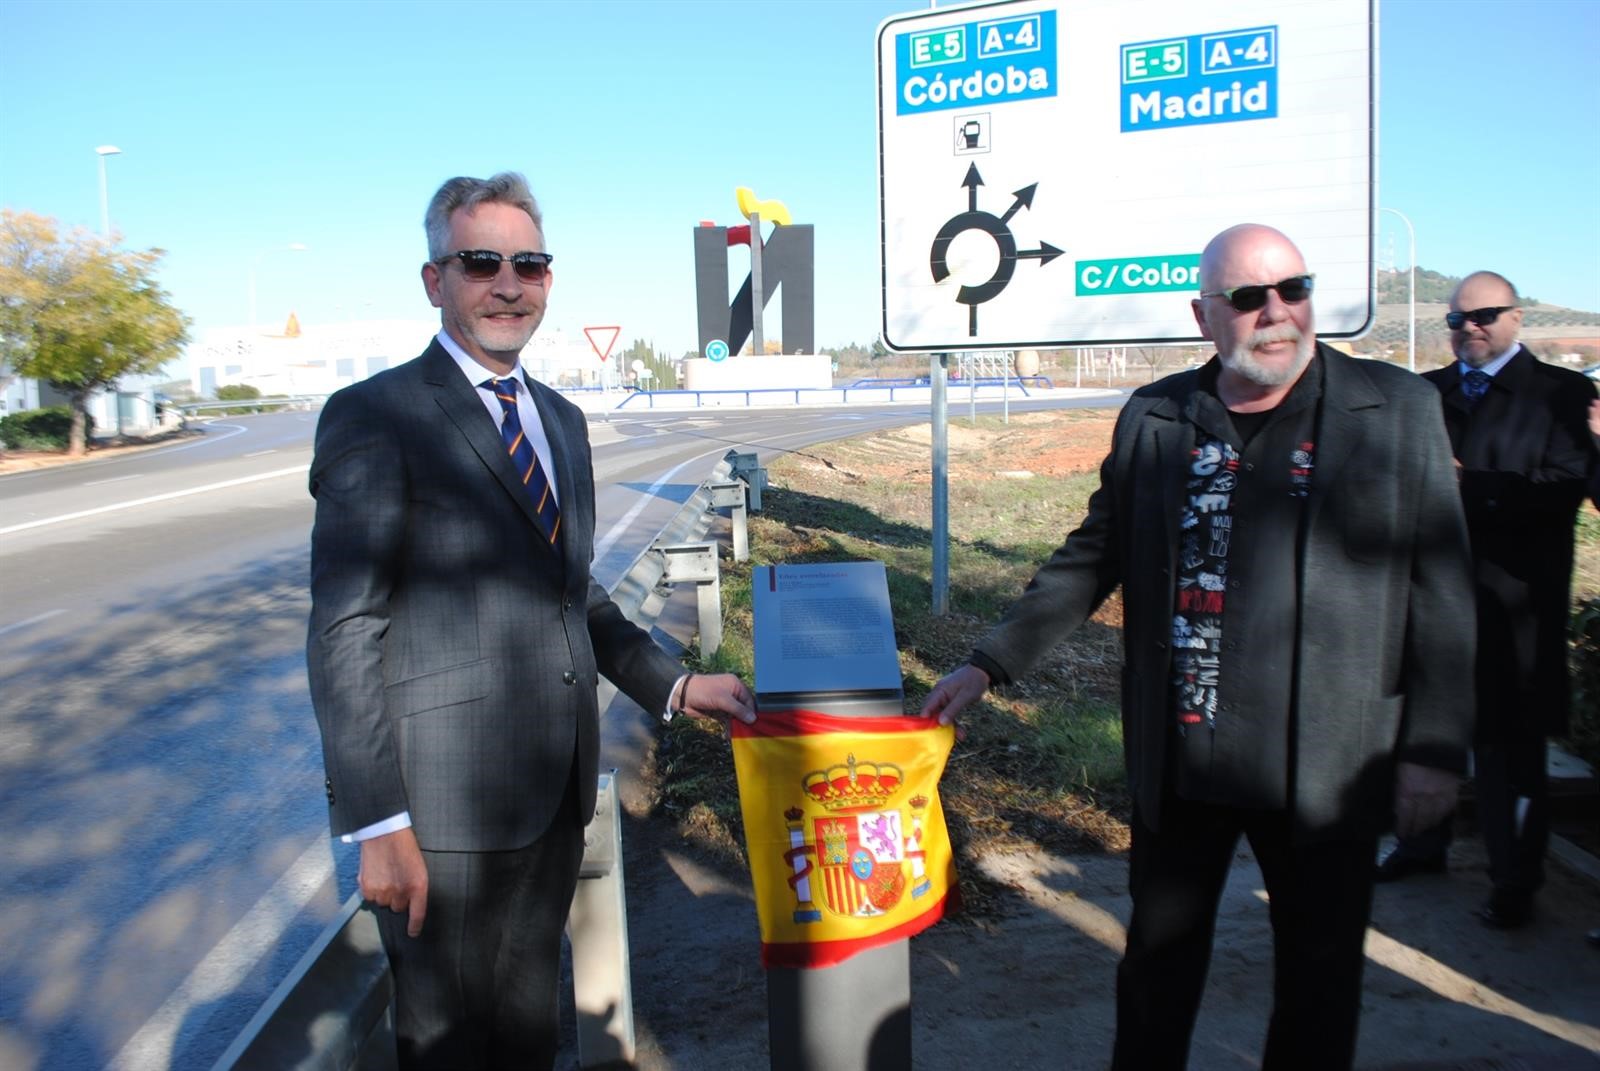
[
  {"left": 436, "top": 249, "right": 554, "bottom": 283},
  {"left": 1201, "top": 274, "right": 1315, "bottom": 313},
  {"left": 1445, "top": 306, "right": 1514, "bottom": 330}
]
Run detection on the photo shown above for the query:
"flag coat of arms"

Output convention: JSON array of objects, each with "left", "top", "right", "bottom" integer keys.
[{"left": 731, "top": 709, "right": 958, "bottom": 968}]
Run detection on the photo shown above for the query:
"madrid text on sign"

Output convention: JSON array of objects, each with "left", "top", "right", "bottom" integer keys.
[
  {"left": 897, "top": 10, "right": 1057, "bottom": 115},
  {"left": 1121, "top": 25, "right": 1278, "bottom": 132}
]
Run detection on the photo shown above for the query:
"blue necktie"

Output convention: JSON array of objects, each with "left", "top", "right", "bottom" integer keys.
[
  {"left": 485, "top": 377, "right": 560, "bottom": 544},
  {"left": 1462, "top": 368, "right": 1491, "bottom": 409}
]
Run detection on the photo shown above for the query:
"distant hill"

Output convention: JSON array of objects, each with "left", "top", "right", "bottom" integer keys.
[
  {"left": 1372, "top": 269, "right": 1599, "bottom": 365},
  {"left": 1377, "top": 267, "right": 1599, "bottom": 317},
  {"left": 1376, "top": 267, "right": 1462, "bottom": 305}
]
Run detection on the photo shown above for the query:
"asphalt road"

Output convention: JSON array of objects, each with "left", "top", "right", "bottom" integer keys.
[{"left": 0, "top": 393, "right": 1120, "bottom": 1070}]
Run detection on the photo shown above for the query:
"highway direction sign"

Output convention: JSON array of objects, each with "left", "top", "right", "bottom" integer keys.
[{"left": 877, "top": 0, "right": 1374, "bottom": 351}]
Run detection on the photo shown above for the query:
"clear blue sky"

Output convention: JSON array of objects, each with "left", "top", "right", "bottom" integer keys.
[{"left": 2, "top": 0, "right": 1596, "bottom": 358}]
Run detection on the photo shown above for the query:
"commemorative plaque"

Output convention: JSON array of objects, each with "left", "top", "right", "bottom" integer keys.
[{"left": 752, "top": 562, "right": 904, "bottom": 717}]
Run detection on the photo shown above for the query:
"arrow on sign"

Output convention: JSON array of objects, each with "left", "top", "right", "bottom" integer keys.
[
  {"left": 1018, "top": 241, "right": 1063, "bottom": 265},
  {"left": 583, "top": 325, "right": 620, "bottom": 362},
  {"left": 962, "top": 162, "right": 982, "bottom": 212},
  {"left": 999, "top": 184, "right": 1038, "bottom": 226}
]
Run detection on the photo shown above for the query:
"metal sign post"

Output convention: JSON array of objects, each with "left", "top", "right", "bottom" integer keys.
[{"left": 930, "top": 353, "right": 949, "bottom": 617}]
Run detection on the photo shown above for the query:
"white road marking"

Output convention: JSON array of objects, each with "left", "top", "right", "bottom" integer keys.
[
  {"left": 108, "top": 837, "right": 335, "bottom": 1071},
  {"left": 0, "top": 609, "right": 65, "bottom": 638},
  {"left": 159, "top": 423, "right": 250, "bottom": 450},
  {"left": 0, "top": 424, "right": 253, "bottom": 485},
  {"left": 0, "top": 465, "right": 309, "bottom": 537},
  {"left": 125, "top": 422, "right": 252, "bottom": 457},
  {"left": 81, "top": 473, "right": 143, "bottom": 487},
  {"left": 592, "top": 456, "right": 700, "bottom": 562},
  {"left": 243, "top": 449, "right": 278, "bottom": 458}
]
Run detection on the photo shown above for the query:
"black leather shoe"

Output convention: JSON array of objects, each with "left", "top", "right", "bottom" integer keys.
[
  {"left": 1373, "top": 848, "right": 1447, "bottom": 883},
  {"left": 1478, "top": 888, "right": 1533, "bottom": 929}
]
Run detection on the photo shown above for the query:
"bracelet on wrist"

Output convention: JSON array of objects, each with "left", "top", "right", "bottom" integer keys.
[{"left": 664, "top": 672, "right": 696, "bottom": 724}]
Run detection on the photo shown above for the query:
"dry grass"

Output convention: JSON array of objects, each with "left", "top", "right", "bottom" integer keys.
[{"left": 652, "top": 411, "right": 1134, "bottom": 919}]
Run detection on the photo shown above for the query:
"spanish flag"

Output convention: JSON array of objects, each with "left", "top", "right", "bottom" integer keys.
[{"left": 730, "top": 710, "right": 958, "bottom": 969}]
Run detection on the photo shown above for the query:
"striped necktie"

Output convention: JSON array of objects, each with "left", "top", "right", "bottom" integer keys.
[{"left": 485, "top": 377, "right": 560, "bottom": 544}]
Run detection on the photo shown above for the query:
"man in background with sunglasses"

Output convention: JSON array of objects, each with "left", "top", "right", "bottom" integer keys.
[
  {"left": 923, "top": 223, "right": 1475, "bottom": 1068},
  {"left": 307, "top": 172, "right": 755, "bottom": 1069},
  {"left": 1376, "top": 272, "right": 1595, "bottom": 930}
]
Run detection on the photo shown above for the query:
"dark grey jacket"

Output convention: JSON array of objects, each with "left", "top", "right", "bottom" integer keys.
[
  {"left": 1423, "top": 346, "right": 1595, "bottom": 736},
  {"left": 974, "top": 345, "right": 1476, "bottom": 838},
  {"left": 307, "top": 341, "right": 682, "bottom": 851}
]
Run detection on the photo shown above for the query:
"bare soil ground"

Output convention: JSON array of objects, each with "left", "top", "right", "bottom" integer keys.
[{"left": 582, "top": 409, "right": 1600, "bottom": 1071}]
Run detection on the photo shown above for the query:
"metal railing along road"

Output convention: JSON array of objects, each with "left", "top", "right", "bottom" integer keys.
[
  {"left": 179, "top": 397, "right": 326, "bottom": 416},
  {"left": 610, "top": 376, "right": 1053, "bottom": 410},
  {"left": 173, "top": 377, "right": 1056, "bottom": 418}
]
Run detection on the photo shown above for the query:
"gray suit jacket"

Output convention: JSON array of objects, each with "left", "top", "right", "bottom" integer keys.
[
  {"left": 974, "top": 345, "right": 1477, "bottom": 839},
  {"left": 307, "top": 341, "right": 683, "bottom": 851}
]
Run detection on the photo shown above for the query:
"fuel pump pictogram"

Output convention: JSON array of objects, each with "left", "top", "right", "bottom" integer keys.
[{"left": 928, "top": 163, "right": 1061, "bottom": 337}]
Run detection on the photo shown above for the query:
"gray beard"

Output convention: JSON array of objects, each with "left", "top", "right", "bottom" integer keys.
[{"left": 1221, "top": 330, "right": 1315, "bottom": 387}]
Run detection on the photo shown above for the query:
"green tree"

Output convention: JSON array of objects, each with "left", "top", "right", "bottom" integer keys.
[
  {"left": 0, "top": 210, "right": 190, "bottom": 455},
  {"left": 616, "top": 337, "right": 679, "bottom": 390}
]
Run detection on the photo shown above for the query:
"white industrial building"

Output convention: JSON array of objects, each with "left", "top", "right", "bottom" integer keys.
[
  {"left": 186, "top": 317, "right": 611, "bottom": 398},
  {"left": 1, "top": 370, "right": 168, "bottom": 437},
  {"left": 3, "top": 317, "right": 614, "bottom": 443}
]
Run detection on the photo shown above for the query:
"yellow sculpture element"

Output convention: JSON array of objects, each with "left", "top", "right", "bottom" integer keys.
[
  {"left": 736, "top": 186, "right": 792, "bottom": 227},
  {"left": 283, "top": 312, "right": 302, "bottom": 338}
]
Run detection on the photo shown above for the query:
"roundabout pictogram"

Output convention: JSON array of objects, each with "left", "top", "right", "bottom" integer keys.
[{"left": 928, "top": 163, "right": 1062, "bottom": 337}]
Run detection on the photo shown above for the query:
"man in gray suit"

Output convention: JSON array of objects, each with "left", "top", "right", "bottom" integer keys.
[
  {"left": 921, "top": 224, "right": 1476, "bottom": 1069},
  {"left": 307, "top": 172, "right": 754, "bottom": 1069}
]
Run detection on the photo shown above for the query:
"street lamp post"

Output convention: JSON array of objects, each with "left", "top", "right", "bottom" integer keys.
[
  {"left": 1380, "top": 207, "right": 1416, "bottom": 373},
  {"left": 248, "top": 243, "right": 309, "bottom": 330},
  {"left": 95, "top": 145, "right": 122, "bottom": 239}
]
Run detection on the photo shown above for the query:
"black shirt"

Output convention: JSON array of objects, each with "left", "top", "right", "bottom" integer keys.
[{"left": 1168, "top": 355, "right": 1324, "bottom": 809}]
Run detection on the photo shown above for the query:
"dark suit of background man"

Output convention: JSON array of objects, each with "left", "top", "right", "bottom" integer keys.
[
  {"left": 307, "top": 172, "right": 755, "bottom": 1070},
  {"left": 921, "top": 224, "right": 1476, "bottom": 1070},
  {"left": 1376, "top": 272, "right": 1595, "bottom": 929}
]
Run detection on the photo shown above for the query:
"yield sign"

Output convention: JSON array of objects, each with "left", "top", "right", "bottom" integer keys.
[{"left": 583, "top": 325, "right": 620, "bottom": 362}]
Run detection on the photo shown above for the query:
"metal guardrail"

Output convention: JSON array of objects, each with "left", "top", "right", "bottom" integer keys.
[
  {"left": 844, "top": 375, "right": 1054, "bottom": 390},
  {"left": 209, "top": 894, "right": 394, "bottom": 1071},
  {"left": 214, "top": 456, "right": 738, "bottom": 1070},
  {"left": 605, "top": 458, "right": 728, "bottom": 624},
  {"left": 177, "top": 378, "right": 1055, "bottom": 417},
  {"left": 180, "top": 397, "right": 326, "bottom": 416},
  {"left": 610, "top": 377, "right": 1050, "bottom": 410}
]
